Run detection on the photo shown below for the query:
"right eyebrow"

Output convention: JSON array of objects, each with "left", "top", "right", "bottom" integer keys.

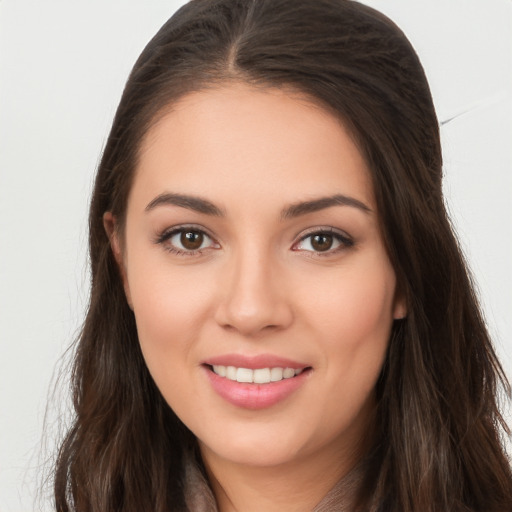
[{"left": 144, "top": 192, "right": 225, "bottom": 217}]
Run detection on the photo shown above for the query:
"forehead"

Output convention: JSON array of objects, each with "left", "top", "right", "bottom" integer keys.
[{"left": 131, "top": 83, "right": 374, "bottom": 213}]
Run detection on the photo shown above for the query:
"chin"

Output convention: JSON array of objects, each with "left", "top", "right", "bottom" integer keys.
[
  {"left": 207, "top": 449, "right": 301, "bottom": 469},
  {"left": 198, "top": 427, "right": 308, "bottom": 468}
]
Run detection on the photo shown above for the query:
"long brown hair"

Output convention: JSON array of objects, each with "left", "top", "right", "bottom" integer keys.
[{"left": 54, "top": 1, "right": 512, "bottom": 510}]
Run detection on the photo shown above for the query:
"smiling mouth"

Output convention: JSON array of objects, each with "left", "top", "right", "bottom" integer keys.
[{"left": 207, "top": 365, "right": 311, "bottom": 384}]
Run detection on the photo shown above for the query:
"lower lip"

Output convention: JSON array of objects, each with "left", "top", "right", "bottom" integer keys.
[{"left": 203, "top": 366, "right": 311, "bottom": 410}]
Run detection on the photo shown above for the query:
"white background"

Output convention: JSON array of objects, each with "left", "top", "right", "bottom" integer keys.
[{"left": 0, "top": 1, "right": 510, "bottom": 510}]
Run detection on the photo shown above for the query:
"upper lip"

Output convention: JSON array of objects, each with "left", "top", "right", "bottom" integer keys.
[{"left": 203, "top": 353, "right": 310, "bottom": 370}]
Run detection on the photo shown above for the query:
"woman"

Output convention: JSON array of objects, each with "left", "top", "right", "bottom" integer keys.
[{"left": 53, "top": 0, "right": 512, "bottom": 510}]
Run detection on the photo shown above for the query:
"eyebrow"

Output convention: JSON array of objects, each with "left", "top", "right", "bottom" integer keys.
[
  {"left": 144, "top": 192, "right": 371, "bottom": 218},
  {"left": 280, "top": 194, "right": 371, "bottom": 219},
  {"left": 145, "top": 193, "right": 224, "bottom": 216}
]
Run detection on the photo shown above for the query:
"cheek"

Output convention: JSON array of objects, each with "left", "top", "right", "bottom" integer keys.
[
  {"left": 126, "top": 254, "right": 216, "bottom": 373},
  {"left": 127, "top": 265, "right": 217, "bottom": 421},
  {"left": 297, "top": 257, "right": 395, "bottom": 406},
  {"left": 307, "top": 262, "right": 396, "bottom": 349}
]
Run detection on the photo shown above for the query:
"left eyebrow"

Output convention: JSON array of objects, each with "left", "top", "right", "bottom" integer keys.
[{"left": 280, "top": 194, "right": 372, "bottom": 219}]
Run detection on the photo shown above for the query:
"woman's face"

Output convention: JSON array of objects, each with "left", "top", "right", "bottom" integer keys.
[{"left": 110, "top": 84, "right": 405, "bottom": 471}]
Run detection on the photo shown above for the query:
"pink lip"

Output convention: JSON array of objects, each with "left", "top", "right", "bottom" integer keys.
[
  {"left": 202, "top": 354, "right": 312, "bottom": 410},
  {"left": 204, "top": 353, "right": 308, "bottom": 370}
]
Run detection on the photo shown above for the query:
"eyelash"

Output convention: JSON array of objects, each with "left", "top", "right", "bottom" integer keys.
[
  {"left": 154, "top": 225, "right": 354, "bottom": 257},
  {"left": 155, "top": 225, "right": 219, "bottom": 256},
  {"left": 292, "top": 227, "right": 354, "bottom": 257}
]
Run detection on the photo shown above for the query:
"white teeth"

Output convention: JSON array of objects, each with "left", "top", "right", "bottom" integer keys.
[
  {"left": 236, "top": 367, "right": 253, "bottom": 383},
  {"left": 212, "top": 365, "right": 226, "bottom": 377},
  {"left": 253, "top": 368, "right": 271, "bottom": 384},
  {"left": 226, "top": 366, "right": 237, "bottom": 380},
  {"left": 211, "top": 365, "right": 304, "bottom": 383},
  {"left": 283, "top": 368, "right": 295, "bottom": 379},
  {"left": 270, "top": 367, "right": 283, "bottom": 382}
]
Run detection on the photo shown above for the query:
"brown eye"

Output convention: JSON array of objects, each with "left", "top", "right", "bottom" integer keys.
[
  {"left": 294, "top": 229, "right": 354, "bottom": 254},
  {"left": 158, "top": 227, "right": 218, "bottom": 254},
  {"left": 310, "top": 234, "right": 333, "bottom": 252},
  {"left": 180, "top": 230, "right": 204, "bottom": 250}
]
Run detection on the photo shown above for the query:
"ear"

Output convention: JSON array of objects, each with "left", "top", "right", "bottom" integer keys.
[
  {"left": 392, "top": 288, "right": 407, "bottom": 320},
  {"left": 103, "top": 212, "right": 133, "bottom": 309}
]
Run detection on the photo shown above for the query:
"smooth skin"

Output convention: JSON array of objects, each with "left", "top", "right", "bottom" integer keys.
[{"left": 105, "top": 84, "right": 406, "bottom": 512}]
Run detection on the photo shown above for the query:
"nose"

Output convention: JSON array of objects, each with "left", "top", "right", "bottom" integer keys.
[{"left": 214, "top": 248, "right": 294, "bottom": 337}]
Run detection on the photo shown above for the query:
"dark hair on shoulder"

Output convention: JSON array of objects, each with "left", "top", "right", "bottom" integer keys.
[{"left": 54, "top": 1, "right": 512, "bottom": 510}]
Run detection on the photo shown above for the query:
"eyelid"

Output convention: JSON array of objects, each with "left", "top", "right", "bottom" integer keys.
[
  {"left": 154, "top": 224, "right": 220, "bottom": 254},
  {"left": 154, "top": 224, "right": 353, "bottom": 256},
  {"left": 292, "top": 226, "right": 354, "bottom": 253}
]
